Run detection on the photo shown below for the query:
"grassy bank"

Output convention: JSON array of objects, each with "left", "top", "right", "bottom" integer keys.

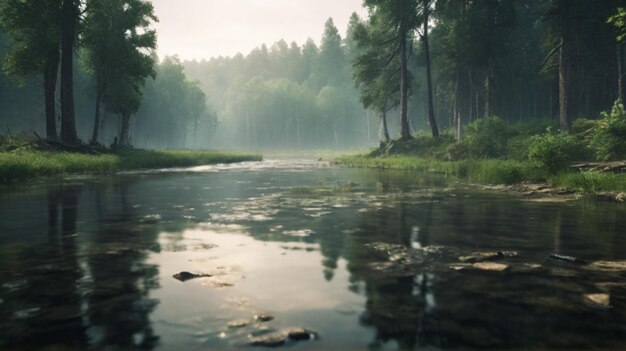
[
  {"left": 337, "top": 155, "right": 626, "bottom": 194},
  {"left": 0, "top": 149, "right": 262, "bottom": 183}
]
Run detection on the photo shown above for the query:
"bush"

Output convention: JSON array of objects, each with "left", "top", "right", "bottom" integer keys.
[
  {"left": 589, "top": 100, "right": 626, "bottom": 161},
  {"left": 463, "top": 116, "right": 512, "bottom": 158},
  {"left": 528, "top": 129, "right": 586, "bottom": 173},
  {"left": 506, "top": 135, "right": 534, "bottom": 160}
]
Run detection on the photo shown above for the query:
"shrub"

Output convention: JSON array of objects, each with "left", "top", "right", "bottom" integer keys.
[
  {"left": 463, "top": 116, "right": 512, "bottom": 158},
  {"left": 589, "top": 100, "right": 626, "bottom": 161},
  {"left": 528, "top": 129, "right": 585, "bottom": 173},
  {"left": 506, "top": 135, "right": 534, "bottom": 160}
]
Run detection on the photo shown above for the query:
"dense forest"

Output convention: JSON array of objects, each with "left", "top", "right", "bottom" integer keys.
[{"left": 1, "top": 0, "right": 626, "bottom": 151}]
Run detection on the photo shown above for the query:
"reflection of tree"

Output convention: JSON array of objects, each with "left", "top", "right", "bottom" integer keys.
[
  {"left": 85, "top": 181, "right": 160, "bottom": 349},
  {"left": 344, "top": 202, "right": 429, "bottom": 350},
  {"left": 2, "top": 187, "right": 88, "bottom": 349}
]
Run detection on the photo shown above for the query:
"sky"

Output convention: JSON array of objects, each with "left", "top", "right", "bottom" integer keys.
[{"left": 150, "top": 0, "right": 368, "bottom": 61}]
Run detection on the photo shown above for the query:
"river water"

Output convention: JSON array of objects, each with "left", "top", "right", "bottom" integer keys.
[{"left": 1, "top": 159, "right": 626, "bottom": 350}]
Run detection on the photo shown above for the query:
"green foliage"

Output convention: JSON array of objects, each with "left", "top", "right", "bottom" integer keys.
[
  {"left": 505, "top": 135, "right": 534, "bottom": 161},
  {"left": 0, "top": 0, "right": 60, "bottom": 79},
  {"left": 589, "top": 100, "right": 626, "bottom": 161},
  {"left": 448, "top": 117, "right": 512, "bottom": 160},
  {"left": 608, "top": 7, "right": 626, "bottom": 42},
  {"left": 558, "top": 171, "right": 612, "bottom": 193},
  {"left": 528, "top": 129, "right": 585, "bottom": 173}
]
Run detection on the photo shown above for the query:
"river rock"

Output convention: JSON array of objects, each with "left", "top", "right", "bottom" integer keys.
[
  {"left": 227, "top": 319, "right": 249, "bottom": 328},
  {"left": 249, "top": 332, "right": 286, "bottom": 347},
  {"left": 459, "top": 251, "right": 518, "bottom": 263},
  {"left": 172, "top": 271, "right": 212, "bottom": 282},
  {"left": 548, "top": 253, "right": 584, "bottom": 264},
  {"left": 451, "top": 262, "right": 509, "bottom": 272},
  {"left": 285, "top": 327, "right": 316, "bottom": 340},
  {"left": 584, "top": 293, "right": 611, "bottom": 309},
  {"left": 253, "top": 312, "right": 274, "bottom": 322},
  {"left": 587, "top": 260, "right": 626, "bottom": 272}
]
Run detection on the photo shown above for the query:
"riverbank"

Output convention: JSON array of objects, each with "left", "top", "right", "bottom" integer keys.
[
  {"left": 336, "top": 155, "right": 626, "bottom": 201},
  {"left": 0, "top": 148, "right": 262, "bottom": 183}
]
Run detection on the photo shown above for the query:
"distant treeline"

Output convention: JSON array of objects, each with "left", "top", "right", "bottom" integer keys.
[{"left": 184, "top": 0, "right": 626, "bottom": 148}]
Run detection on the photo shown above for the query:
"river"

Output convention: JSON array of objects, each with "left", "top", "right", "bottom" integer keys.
[{"left": 1, "top": 159, "right": 626, "bottom": 350}]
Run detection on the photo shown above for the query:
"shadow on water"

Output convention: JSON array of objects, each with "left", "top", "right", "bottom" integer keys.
[{"left": 1, "top": 161, "right": 626, "bottom": 350}]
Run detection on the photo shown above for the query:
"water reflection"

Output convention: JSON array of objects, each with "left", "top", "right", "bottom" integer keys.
[
  {"left": 1, "top": 163, "right": 626, "bottom": 350},
  {"left": 0, "top": 181, "right": 164, "bottom": 350}
]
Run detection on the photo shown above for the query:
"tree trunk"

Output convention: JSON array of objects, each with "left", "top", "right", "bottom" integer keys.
[
  {"left": 618, "top": 43, "right": 623, "bottom": 102},
  {"left": 423, "top": 0, "right": 439, "bottom": 137},
  {"left": 366, "top": 109, "right": 371, "bottom": 142},
  {"left": 399, "top": 20, "right": 411, "bottom": 140},
  {"left": 381, "top": 110, "right": 390, "bottom": 142},
  {"left": 60, "top": 0, "right": 78, "bottom": 144},
  {"left": 119, "top": 113, "right": 131, "bottom": 146},
  {"left": 455, "top": 70, "right": 462, "bottom": 141},
  {"left": 90, "top": 92, "right": 101, "bottom": 145},
  {"left": 484, "top": 71, "right": 494, "bottom": 117},
  {"left": 559, "top": 37, "right": 570, "bottom": 130},
  {"left": 43, "top": 48, "right": 59, "bottom": 141},
  {"left": 558, "top": 0, "right": 571, "bottom": 130}
]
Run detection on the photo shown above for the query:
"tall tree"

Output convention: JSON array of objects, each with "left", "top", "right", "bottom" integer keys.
[
  {"left": 352, "top": 15, "right": 401, "bottom": 143},
  {"left": 418, "top": 0, "right": 439, "bottom": 137},
  {"left": 609, "top": 7, "right": 626, "bottom": 101},
  {"left": 59, "top": 0, "right": 80, "bottom": 144},
  {"left": 364, "top": 0, "right": 419, "bottom": 140},
  {"left": 0, "top": 0, "right": 61, "bottom": 140},
  {"left": 82, "top": 0, "right": 158, "bottom": 145}
]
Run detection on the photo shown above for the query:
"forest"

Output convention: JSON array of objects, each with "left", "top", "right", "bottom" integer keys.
[{"left": 1, "top": 1, "right": 625, "bottom": 154}]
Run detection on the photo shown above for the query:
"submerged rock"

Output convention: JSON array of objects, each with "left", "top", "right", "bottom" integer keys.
[
  {"left": 596, "top": 282, "right": 626, "bottom": 293},
  {"left": 285, "top": 327, "right": 316, "bottom": 340},
  {"left": 548, "top": 253, "right": 584, "bottom": 264},
  {"left": 227, "top": 319, "right": 250, "bottom": 329},
  {"left": 253, "top": 312, "right": 274, "bottom": 322},
  {"left": 459, "top": 251, "right": 518, "bottom": 263},
  {"left": 451, "top": 262, "right": 509, "bottom": 272},
  {"left": 249, "top": 332, "right": 286, "bottom": 347},
  {"left": 587, "top": 260, "right": 626, "bottom": 272},
  {"left": 584, "top": 293, "right": 611, "bottom": 309},
  {"left": 172, "top": 271, "right": 212, "bottom": 282},
  {"left": 368, "top": 261, "right": 421, "bottom": 278}
]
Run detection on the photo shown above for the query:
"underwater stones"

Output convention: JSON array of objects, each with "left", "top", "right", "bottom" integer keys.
[
  {"left": 584, "top": 293, "right": 611, "bottom": 309},
  {"left": 548, "top": 253, "right": 584, "bottom": 264},
  {"left": 459, "top": 251, "right": 518, "bottom": 263},
  {"left": 172, "top": 271, "right": 212, "bottom": 282},
  {"left": 451, "top": 262, "right": 510, "bottom": 272},
  {"left": 249, "top": 332, "right": 287, "bottom": 347},
  {"left": 285, "top": 327, "right": 316, "bottom": 340},
  {"left": 368, "top": 261, "right": 420, "bottom": 278},
  {"left": 227, "top": 319, "right": 249, "bottom": 328},
  {"left": 512, "top": 263, "right": 544, "bottom": 273},
  {"left": 587, "top": 260, "right": 626, "bottom": 272},
  {"left": 253, "top": 312, "right": 275, "bottom": 322}
]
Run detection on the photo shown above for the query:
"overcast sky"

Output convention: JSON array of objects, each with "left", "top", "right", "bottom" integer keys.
[{"left": 150, "top": 0, "right": 368, "bottom": 61}]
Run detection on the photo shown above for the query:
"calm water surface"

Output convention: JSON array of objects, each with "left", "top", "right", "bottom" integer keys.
[{"left": 1, "top": 159, "right": 626, "bottom": 350}]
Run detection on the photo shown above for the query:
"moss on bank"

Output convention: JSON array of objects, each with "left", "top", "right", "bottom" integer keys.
[{"left": 0, "top": 149, "right": 262, "bottom": 183}]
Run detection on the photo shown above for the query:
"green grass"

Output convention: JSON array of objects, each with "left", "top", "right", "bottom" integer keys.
[
  {"left": 551, "top": 171, "right": 626, "bottom": 193},
  {"left": 0, "top": 149, "right": 262, "bottom": 183},
  {"left": 337, "top": 154, "right": 626, "bottom": 193},
  {"left": 337, "top": 155, "right": 542, "bottom": 185}
]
